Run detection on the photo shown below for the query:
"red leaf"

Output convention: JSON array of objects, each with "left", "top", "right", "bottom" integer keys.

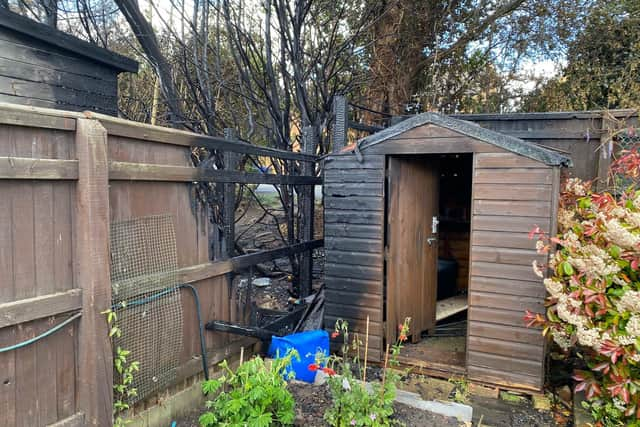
[
  {"left": 585, "top": 304, "right": 595, "bottom": 317},
  {"left": 592, "top": 362, "right": 610, "bottom": 373},
  {"left": 587, "top": 384, "right": 597, "bottom": 399},
  {"left": 528, "top": 226, "right": 541, "bottom": 240},
  {"left": 575, "top": 381, "right": 588, "bottom": 392}
]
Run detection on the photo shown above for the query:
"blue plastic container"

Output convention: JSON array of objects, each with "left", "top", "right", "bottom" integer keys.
[{"left": 267, "top": 330, "right": 329, "bottom": 383}]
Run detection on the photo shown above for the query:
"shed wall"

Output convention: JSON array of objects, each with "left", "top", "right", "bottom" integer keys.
[
  {"left": 0, "top": 28, "right": 119, "bottom": 115},
  {"left": 324, "top": 154, "right": 385, "bottom": 361},
  {"left": 466, "top": 152, "right": 554, "bottom": 391}
]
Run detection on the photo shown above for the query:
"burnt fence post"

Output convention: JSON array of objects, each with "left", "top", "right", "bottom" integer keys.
[
  {"left": 223, "top": 128, "right": 240, "bottom": 259},
  {"left": 299, "top": 126, "right": 317, "bottom": 297},
  {"left": 332, "top": 95, "right": 348, "bottom": 153}
]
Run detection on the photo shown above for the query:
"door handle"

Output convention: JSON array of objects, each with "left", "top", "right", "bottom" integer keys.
[{"left": 426, "top": 237, "right": 437, "bottom": 246}]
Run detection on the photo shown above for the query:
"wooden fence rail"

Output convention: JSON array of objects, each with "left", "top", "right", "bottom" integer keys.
[{"left": 0, "top": 102, "right": 321, "bottom": 427}]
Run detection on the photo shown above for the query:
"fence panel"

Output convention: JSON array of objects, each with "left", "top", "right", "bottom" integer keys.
[{"left": 0, "top": 103, "right": 321, "bottom": 426}]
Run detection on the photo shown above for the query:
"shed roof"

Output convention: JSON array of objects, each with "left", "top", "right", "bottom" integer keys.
[
  {"left": 345, "top": 112, "right": 572, "bottom": 167},
  {"left": 0, "top": 9, "right": 138, "bottom": 73}
]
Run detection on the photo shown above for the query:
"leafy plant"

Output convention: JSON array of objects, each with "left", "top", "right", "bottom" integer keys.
[
  {"left": 525, "top": 147, "right": 640, "bottom": 426},
  {"left": 320, "top": 318, "right": 410, "bottom": 426},
  {"left": 103, "top": 304, "right": 140, "bottom": 427},
  {"left": 448, "top": 376, "right": 469, "bottom": 404},
  {"left": 199, "top": 353, "right": 297, "bottom": 427}
]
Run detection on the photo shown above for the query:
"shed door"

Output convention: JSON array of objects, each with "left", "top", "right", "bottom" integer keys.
[{"left": 386, "top": 156, "right": 439, "bottom": 343}]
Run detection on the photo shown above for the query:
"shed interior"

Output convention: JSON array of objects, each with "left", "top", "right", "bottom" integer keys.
[{"left": 388, "top": 153, "right": 472, "bottom": 370}]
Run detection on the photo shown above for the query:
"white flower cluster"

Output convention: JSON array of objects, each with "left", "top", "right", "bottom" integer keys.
[
  {"left": 558, "top": 208, "right": 576, "bottom": 231},
  {"left": 544, "top": 278, "right": 564, "bottom": 299},
  {"left": 532, "top": 260, "right": 545, "bottom": 278},
  {"left": 552, "top": 329, "right": 572, "bottom": 351},
  {"left": 564, "top": 231, "right": 581, "bottom": 249},
  {"left": 565, "top": 178, "right": 588, "bottom": 196},
  {"left": 627, "top": 212, "right": 640, "bottom": 229},
  {"left": 604, "top": 218, "right": 640, "bottom": 249},
  {"left": 567, "top": 244, "right": 620, "bottom": 279},
  {"left": 626, "top": 315, "right": 640, "bottom": 336},
  {"left": 556, "top": 295, "right": 588, "bottom": 328},
  {"left": 629, "top": 353, "right": 640, "bottom": 363},
  {"left": 616, "top": 290, "right": 640, "bottom": 313},
  {"left": 576, "top": 326, "right": 601, "bottom": 347}
]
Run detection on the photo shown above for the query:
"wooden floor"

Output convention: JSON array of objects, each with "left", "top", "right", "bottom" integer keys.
[
  {"left": 435, "top": 295, "right": 468, "bottom": 321},
  {"left": 395, "top": 297, "right": 468, "bottom": 377},
  {"left": 398, "top": 335, "right": 467, "bottom": 377}
]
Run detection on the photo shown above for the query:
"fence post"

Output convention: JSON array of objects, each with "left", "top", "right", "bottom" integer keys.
[
  {"left": 223, "top": 128, "right": 239, "bottom": 259},
  {"left": 332, "top": 95, "right": 348, "bottom": 153},
  {"left": 596, "top": 112, "right": 614, "bottom": 191},
  {"left": 74, "top": 118, "right": 113, "bottom": 426},
  {"left": 300, "top": 126, "right": 317, "bottom": 297}
]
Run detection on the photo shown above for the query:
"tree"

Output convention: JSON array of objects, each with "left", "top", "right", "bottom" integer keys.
[
  {"left": 522, "top": 1, "right": 640, "bottom": 111},
  {"left": 361, "top": 0, "right": 589, "bottom": 116}
]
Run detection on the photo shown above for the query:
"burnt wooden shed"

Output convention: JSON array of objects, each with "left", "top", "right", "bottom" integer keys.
[
  {"left": 323, "top": 113, "right": 571, "bottom": 391},
  {"left": 0, "top": 8, "right": 138, "bottom": 115}
]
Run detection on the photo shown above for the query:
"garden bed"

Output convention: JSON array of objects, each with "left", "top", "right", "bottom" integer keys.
[
  {"left": 172, "top": 380, "right": 461, "bottom": 427},
  {"left": 287, "top": 381, "right": 461, "bottom": 427}
]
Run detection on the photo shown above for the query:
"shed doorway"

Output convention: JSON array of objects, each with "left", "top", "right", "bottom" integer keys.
[{"left": 385, "top": 154, "right": 472, "bottom": 373}]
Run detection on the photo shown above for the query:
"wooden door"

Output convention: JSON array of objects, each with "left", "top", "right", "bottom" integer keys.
[{"left": 386, "top": 156, "right": 439, "bottom": 343}]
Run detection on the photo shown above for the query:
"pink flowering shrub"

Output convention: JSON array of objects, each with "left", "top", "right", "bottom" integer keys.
[{"left": 526, "top": 148, "right": 640, "bottom": 426}]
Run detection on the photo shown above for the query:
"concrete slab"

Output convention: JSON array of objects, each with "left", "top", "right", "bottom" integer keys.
[{"left": 395, "top": 389, "right": 473, "bottom": 423}]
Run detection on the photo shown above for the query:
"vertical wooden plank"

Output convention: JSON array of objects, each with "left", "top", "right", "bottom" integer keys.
[
  {"left": 34, "top": 181, "right": 58, "bottom": 425},
  {"left": 332, "top": 95, "right": 348, "bottom": 152},
  {"left": 53, "top": 183, "right": 74, "bottom": 292},
  {"left": 74, "top": 118, "right": 112, "bottom": 426},
  {"left": 0, "top": 130, "right": 16, "bottom": 422},
  {"left": 15, "top": 321, "right": 38, "bottom": 427},
  {"left": 56, "top": 324, "right": 76, "bottom": 419},
  {"left": 11, "top": 183, "right": 35, "bottom": 301},
  {"left": 0, "top": 183, "right": 14, "bottom": 303},
  {"left": 223, "top": 128, "right": 239, "bottom": 259},
  {"left": 595, "top": 114, "right": 611, "bottom": 191},
  {"left": 299, "top": 126, "right": 317, "bottom": 297},
  {"left": 0, "top": 325, "right": 17, "bottom": 426}
]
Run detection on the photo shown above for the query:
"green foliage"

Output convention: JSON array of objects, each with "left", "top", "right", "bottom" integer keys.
[
  {"left": 448, "top": 377, "right": 469, "bottom": 404},
  {"left": 525, "top": 149, "right": 640, "bottom": 426},
  {"left": 322, "top": 318, "right": 410, "bottom": 426},
  {"left": 103, "top": 304, "right": 139, "bottom": 427},
  {"left": 199, "top": 353, "right": 297, "bottom": 427},
  {"left": 522, "top": 0, "right": 640, "bottom": 111}
]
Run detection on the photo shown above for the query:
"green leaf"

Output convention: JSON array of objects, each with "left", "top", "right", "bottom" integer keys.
[
  {"left": 562, "top": 262, "right": 575, "bottom": 276},
  {"left": 610, "top": 245, "right": 622, "bottom": 258}
]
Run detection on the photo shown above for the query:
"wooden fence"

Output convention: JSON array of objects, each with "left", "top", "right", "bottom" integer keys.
[{"left": 0, "top": 103, "right": 321, "bottom": 426}]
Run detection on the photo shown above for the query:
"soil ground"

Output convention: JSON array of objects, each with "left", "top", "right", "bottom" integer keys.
[
  {"left": 173, "top": 373, "right": 558, "bottom": 427},
  {"left": 234, "top": 193, "right": 324, "bottom": 313},
  {"left": 288, "top": 381, "right": 461, "bottom": 427}
]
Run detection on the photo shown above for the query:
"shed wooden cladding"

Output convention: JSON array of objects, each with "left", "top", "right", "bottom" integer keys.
[
  {"left": 323, "top": 113, "right": 570, "bottom": 391},
  {"left": 0, "top": 9, "right": 137, "bottom": 115},
  {"left": 0, "top": 102, "right": 321, "bottom": 426}
]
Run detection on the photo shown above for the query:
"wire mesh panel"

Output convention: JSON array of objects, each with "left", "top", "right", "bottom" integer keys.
[
  {"left": 613, "top": 129, "right": 640, "bottom": 191},
  {"left": 110, "top": 214, "right": 183, "bottom": 403}
]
